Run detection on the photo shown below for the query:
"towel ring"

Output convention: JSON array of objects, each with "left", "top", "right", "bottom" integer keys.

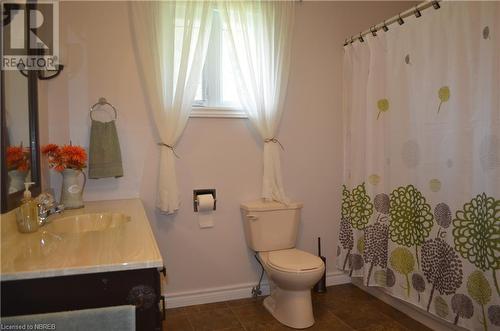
[{"left": 90, "top": 97, "right": 117, "bottom": 121}]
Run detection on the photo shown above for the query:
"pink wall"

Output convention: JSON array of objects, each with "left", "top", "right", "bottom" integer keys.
[{"left": 46, "top": 1, "right": 413, "bottom": 296}]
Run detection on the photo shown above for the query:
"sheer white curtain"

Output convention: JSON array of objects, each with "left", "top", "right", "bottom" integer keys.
[
  {"left": 218, "top": 1, "right": 295, "bottom": 203},
  {"left": 130, "top": 2, "right": 213, "bottom": 214}
]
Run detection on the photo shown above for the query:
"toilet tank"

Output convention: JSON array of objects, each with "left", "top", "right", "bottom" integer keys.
[{"left": 240, "top": 199, "right": 303, "bottom": 252}]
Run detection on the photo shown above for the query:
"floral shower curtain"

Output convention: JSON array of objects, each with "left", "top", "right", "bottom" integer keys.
[{"left": 337, "top": 3, "right": 499, "bottom": 331}]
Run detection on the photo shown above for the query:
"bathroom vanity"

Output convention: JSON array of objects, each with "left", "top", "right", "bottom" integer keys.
[{"left": 1, "top": 199, "right": 164, "bottom": 331}]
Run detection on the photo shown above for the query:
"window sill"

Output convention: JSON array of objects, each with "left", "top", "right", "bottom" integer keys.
[{"left": 190, "top": 107, "right": 247, "bottom": 118}]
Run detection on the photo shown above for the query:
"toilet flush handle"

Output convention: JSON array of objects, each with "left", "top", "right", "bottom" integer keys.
[{"left": 247, "top": 215, "right": 259, "bottom": 221}]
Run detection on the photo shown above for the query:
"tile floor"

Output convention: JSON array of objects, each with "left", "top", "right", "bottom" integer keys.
[{"left": 163, "top": 284, "right": 433, "bottom": 331}]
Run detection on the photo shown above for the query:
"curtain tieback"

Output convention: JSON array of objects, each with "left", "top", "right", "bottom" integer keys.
[
  {"left": 264, "top": 137, "right": 284, "bottom": 150},
  {"left": 157, "top": 142, "right": 180, "bottom": 159}
]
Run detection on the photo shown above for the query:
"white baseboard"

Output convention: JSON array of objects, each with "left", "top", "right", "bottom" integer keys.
[
  {"left": 325, "top": 270, "right": 351, "bottom": 286},
  {"left": 164, "top": 281, "right": 271, "bottom": 309},
  {"left": 164, "top": 271, "right": 351, "bottom": 308}
]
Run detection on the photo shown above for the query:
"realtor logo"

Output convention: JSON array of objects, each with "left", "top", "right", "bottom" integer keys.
[{"left": 1, "top": 1, "right": 59, "bottom": 70}]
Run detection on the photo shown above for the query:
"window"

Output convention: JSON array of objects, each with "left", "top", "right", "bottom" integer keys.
[{"left": 191, "top": 11, "right": 246, "bottom": 118}]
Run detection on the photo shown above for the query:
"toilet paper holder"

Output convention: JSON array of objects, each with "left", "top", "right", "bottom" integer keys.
[{"left": 193, "top": 189, "right": 217, "bottom": 212}]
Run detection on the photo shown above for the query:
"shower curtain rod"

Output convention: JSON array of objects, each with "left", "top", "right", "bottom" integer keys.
[{"left": 343, "top": 0, "right": 441, "bottom": 46}]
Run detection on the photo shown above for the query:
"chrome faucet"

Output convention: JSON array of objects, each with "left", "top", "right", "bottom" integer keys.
[{"left": 37, "top": 192, "right": 65, "bottom": 226}]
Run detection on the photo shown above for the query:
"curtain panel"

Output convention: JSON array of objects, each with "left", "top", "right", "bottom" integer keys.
[
  {"left": 130, "top": 1, "right": 214, "bottom": 214},
  {"left": 338, "top": 3, "right": 500, "bottom": 331},
  {"left": 218, "top": 1, "right": 295, "bottom": 203}
]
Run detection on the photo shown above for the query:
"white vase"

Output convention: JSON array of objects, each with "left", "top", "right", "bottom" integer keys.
[
  {"left": 8, "top": 170, "right": 28, "bottom": 193},
  {"left": 60, "top": 169, "right": 86, "bottom": 209}
]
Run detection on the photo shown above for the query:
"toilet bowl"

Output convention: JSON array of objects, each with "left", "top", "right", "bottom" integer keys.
[
  {"left": 259, "top": 249, "right": 325, "bottom": 329},
  {"left": 241, "top": 199, "right": 324, "bottom": 329}
]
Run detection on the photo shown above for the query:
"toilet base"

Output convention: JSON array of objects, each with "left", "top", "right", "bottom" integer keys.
[{"left": 263, "top": 287, "right": 315, "bottom": 329}]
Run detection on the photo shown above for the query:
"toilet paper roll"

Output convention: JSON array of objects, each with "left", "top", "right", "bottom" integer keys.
[
  {"left": 197, "top": 194, "right": 215, "bottom": 228},
  {"left": 197, "top": 194, "right": 214, "bottom": 211}
]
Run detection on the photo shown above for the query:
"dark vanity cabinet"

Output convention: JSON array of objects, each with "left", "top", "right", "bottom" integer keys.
[{"left": 1, "top": 267, "right": 166, "bottom": 331}]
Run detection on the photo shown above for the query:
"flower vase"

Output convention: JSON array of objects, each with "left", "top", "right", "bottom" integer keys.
[
  {"left": 60, "top": 169, "right": 86, "bottom": 209},
  {"left": 8, "top": 169, "right": 29, "bottom": 193}
]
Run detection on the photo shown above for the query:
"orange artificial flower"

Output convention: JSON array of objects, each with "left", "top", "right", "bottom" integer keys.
[
  {"left": 41, "top": 144, "right": 59, "bottom": 155},
  {"left": 6, "top": 145, "right": 30, "bottom": 172},
  {"left": 60, "top": 145, "right": 87, "bottom": 170},
  {"left": 41, "top": 143, "right": 87, "bottom": 171}
]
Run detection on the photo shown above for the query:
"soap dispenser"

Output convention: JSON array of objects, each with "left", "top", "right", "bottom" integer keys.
[{"left": 16, "top": 182, "right": 39, "bottom": 233}]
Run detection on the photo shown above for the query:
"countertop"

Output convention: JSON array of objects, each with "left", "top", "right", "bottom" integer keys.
[{"left": 0, "top": 199, "right": 163, "bottom": 281}]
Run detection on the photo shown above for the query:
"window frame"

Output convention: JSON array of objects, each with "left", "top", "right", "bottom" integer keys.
[
  {"left": 190, "top": 10, "right": 246, "bottom": 118},
  {"left": 190, "top": 106, "right": 247, "bottom": 118}
]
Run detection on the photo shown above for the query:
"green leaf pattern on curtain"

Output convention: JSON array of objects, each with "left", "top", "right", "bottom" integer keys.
[
  {"left": 339, "top": 184, "right": 355, "bottom": 271},
  {"left": 389, "top": 247, "right": 415, "bottom": 297},
  {"left": 435, "top": 296, "right": 450, "bottom": 318},
  {"left": 437, "top": 86, "right": 450, "bottom": 113},
  {"left": 337, "top": 182, "right": 499, "bottom": 331},
  {"left": 453, "top": 193, "right": 500, "bottom": 297},
  {"left": 377, "top": 98, "right": 390, "bottom": 120},
  {"left": 348, "top": 183, "right": 374, "bottom": 230},
  {"left": 468, "top": 270, "right": 492, "bottom": 331},
  {"left": 389, "top": 185, "right": 434, "bottom": 269}
]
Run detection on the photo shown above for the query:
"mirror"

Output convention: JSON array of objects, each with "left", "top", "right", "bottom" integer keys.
[
  {"left": 1, "top": 4, "right": 41, "bottom": 213},
  {"left": 4, "top": 70, "right": 31, "bottom": 194}
]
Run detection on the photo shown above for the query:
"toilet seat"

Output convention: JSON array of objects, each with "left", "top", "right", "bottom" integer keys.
[{"left": 267, "top": 249, "right": 323, "bottom": 272}]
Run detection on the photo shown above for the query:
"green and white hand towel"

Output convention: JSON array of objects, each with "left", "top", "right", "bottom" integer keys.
[{"left": 89, "top": 120, "right": 123, "bottom": 179}]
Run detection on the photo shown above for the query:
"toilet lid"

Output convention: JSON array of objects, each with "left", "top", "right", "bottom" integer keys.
[{"left": 268, "top": 249, "right": 324, "bottom": 272}]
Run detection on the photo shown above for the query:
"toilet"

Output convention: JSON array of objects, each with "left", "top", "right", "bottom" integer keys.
[{"left": 240, "top": 200, "right": 325, "bottom": 329}]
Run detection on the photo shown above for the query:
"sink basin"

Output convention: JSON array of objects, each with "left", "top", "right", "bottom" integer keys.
[{"left": 46, "top": 213, "right": 130, "bottom": 234}]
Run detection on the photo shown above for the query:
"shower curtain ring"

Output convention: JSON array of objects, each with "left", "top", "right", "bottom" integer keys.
[
  {"left": 397, "top": 13, "right": 405, "bottom": 25},
  {"left": 358, "top": 33, "right": 364, "bottom": 42},
  {"left": 414, "top": 5, "right": 422, "bottom": 18},
  {"left": 382, "top": 20, "right": 389, "bottom": 32},
  {"left": 371, "top": 26, "right": 377, "bottom": 37}
]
